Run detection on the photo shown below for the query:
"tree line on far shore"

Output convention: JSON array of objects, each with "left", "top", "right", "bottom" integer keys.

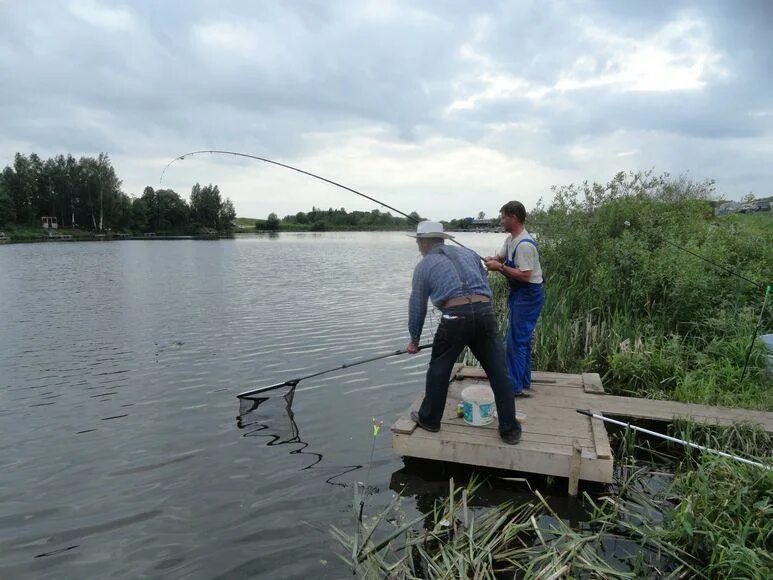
[
  {"left": 255, "top": 207, "right": 424, "bottom": 231},
  {"left": 0, "top": 152, "right": 235, "bottom": 233},
  {"left": 253, "top": 208, "right": 499, "bottom": 231}
]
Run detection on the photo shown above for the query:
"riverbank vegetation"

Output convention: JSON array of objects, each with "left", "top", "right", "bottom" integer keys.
[
  {"left": 0, "top": 153, "right": 235, "bottom": 237},
  {"left": 490, "top": 170, "right": 771, "bottom": 411},
  {"left": 340, "top": 423, "right": 771, "bottom": 578},
  {"left": 339, "top": 171, "right": 772, "bottom": 578},
  {"left": 251, "top": 207, "right": 422, "bottom": 231}
]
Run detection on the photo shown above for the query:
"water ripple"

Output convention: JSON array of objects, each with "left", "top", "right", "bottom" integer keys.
[{"left": 0, "top": 232, "right": 503, "bottom": 578}]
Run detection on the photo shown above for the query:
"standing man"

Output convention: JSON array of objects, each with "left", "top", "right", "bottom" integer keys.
[
  {"left": 406, "top": 220, "right": 522, "bottom": 445},
  {"left": 484, "top": 201, "right": 544, "bottom": 396}
]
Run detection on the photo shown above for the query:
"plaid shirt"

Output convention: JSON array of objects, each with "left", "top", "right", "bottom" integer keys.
[{"left": 408, "top": 244, "right": 492, "bottom": 344}]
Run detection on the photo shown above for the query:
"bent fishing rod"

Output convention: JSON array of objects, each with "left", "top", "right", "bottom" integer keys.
[
  {"left": 576, "top": 409, "right": 771, "bottom": 471},
  {"left": 160, "top": 150, "right": 486, "bottom": 260},
  {"left": 236, "top": 344, "right": 432, "bottom": 399}
]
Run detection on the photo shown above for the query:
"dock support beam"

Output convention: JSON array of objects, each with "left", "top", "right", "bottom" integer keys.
[{"left": 568, "top": 440, "right": 582, "bottom": 496}]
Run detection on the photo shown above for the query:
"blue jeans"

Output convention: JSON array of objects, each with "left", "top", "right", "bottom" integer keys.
[
  {"left": 417, "top": 301, "right": 519, "bottom": 436},
  {"left": 506, "top": 284, "right": 545, "bottom": 393}
]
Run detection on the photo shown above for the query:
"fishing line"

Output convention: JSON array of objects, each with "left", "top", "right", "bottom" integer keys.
[
  {"left": 358, "top": 418, "right": 384, "bottom": 525},
  {"left": 160, "top": 149, "right": 485, "bottom": 259},
  {"left": 538, "top": 221, "right": 769, "bottom": 378},
  {"left": 577, "top": 410, "right": 771, "bottom": 470},
  {"left": 529, "top": 220, "right": 764, "bottom": 291},
  {"left": 651, "top": 231, "right": 765, "bottom": 291},
  {"left": 740, "top": 284, "right": 772, "bottom": 381},
  {"left": 531, "top": 220, "right": 765, "bottom": 291}
]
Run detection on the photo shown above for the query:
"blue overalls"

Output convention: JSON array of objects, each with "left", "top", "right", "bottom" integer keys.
[{"left": 504, "top": 238, "right": 545, "bottom": 394}]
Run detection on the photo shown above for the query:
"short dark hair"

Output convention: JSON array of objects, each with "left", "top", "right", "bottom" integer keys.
[{"left": 500, "top": 201, "right": 526, "bottom": 223}]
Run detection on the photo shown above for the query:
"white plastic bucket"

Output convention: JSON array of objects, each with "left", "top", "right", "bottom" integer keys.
[{"left": 460, "top": 385, "right": 495, "bottom": 426}]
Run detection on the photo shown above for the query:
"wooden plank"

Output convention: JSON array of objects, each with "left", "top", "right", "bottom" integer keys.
[
  {"left": 444, "top": 390, "right": 597, "bottom": 434},
  {"left": 530, "top": 377, "right": 557, "bottom": 385},
  {"left": 408, "top": 420, "right": 597, "bottom": 456},
  {"left": 438, "top": 421, "right": 594, "bottom": 448},
  {"left": 531, "top": 370, "right": 586, "bottom": 380},
  {"left": 585, "top": 395, "right": 773, "bottom": 432},
  {"left": 582, "top": 373, "right": 605, "bottom": 394},
  {"left": 508, "top": 389, "right": 773, "bottom": 432},
  {"left": 455, "top": 366, "right": 487, "bottom": 379},
  {"left": 513, "top": 387, "right": 764, "bottom": 423},
  {"left": 391, "top": 418, "right": 416, "bottom": 434},
  {"left": 590, "top": 410, "right": 612, "bottom": 459},
  {"left": 568, "top": 440, "right": 582, "bottom": 496},
  {"left": 390, "top": 397, "right": 423, "bottom": 434},
  {"left": 392, "top": 432, "right": 614, "bottom": 482},
  {"left": 455, "top": 367, "right": 580, "bottom": 386}
]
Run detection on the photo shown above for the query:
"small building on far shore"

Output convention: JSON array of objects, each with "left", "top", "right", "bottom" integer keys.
[{"left": 41, "top": 216, "right": 58, "bottom": 229}]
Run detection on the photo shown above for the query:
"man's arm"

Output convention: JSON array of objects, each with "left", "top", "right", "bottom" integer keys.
[
  {"left": 500, "top": 264, "right": 532, "bottom": 283},
  {"left": 407, "top": 264, "right": 429, "bottom": 353},
  {"left": 499, "top": 242, "right": 537, "bottom": 282}
]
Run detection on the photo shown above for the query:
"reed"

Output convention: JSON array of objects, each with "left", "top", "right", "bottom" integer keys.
[{"left": 337, "top": 424, "right": 771, "bottom": 578}]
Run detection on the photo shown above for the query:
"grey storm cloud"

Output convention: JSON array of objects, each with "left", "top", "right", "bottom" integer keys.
[{"left": 0, "top": 0, "right": 771, "bottom": 218}]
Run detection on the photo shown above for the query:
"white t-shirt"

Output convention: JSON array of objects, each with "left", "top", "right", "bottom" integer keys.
[{"left": 497, "top": 230, "right": 543, "bottom": 284}]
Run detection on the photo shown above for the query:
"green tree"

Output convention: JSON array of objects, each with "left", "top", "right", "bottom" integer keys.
[
  {"left": 266, "top": 212, "right": 280, "bottom": 230},
  {"left": 7, "top": 153, "right": 37, "bottom": 224},
  {"left": 219, "top": 198, "right": 236, "bottom": 230},
  {"left": 190, "top": 183, "right": 222, "bottom": 229},
  {"left": 0, "top": 175, "right": 15, "bottom": 226},
  {"left": 140, "top": 186, "right": 189, "bottom": 231},
  {"left": 110, "top": 193, "right": 134, "bottom": 230},
  {"left": 130, "top": 197, "right": 149, "bottom": 231}
]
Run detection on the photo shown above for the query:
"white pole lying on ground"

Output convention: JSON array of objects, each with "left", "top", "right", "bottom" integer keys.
[{"left": 576, "top": 409, "right": 771, "bottom": 471}]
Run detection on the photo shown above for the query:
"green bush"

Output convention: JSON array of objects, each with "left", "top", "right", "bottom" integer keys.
[{"left": 491, "top": 170, "right": 772, "bottom": 410}]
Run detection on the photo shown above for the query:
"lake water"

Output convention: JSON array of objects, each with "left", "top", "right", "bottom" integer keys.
[{"left": 5, "top": 231, "right": 572, "bottom": 578}]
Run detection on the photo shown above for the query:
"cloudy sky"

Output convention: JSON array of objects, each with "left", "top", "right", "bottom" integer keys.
[{"left": 1, "top": 0, "right": 771, "bottom": 220}]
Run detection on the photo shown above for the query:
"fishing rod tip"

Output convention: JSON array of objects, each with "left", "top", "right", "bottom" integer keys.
[{"left": 576, "top": 409, "right": 592, "bottom": 417}]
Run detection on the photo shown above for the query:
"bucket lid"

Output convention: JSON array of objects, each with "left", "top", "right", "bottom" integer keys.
[{"left": 461, "top": 385, "right": 495, "bottom": 404}]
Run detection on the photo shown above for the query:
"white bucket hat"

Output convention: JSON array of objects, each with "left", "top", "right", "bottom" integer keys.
[{"left": 407, "top": 220, "right": 454, "bottom": 239}]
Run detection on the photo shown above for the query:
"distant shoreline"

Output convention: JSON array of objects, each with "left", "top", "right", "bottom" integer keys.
[{"left": 0, "top": 228, "right": 506, "bottom": 245}]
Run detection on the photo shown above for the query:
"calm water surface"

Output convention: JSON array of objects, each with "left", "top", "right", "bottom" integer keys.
[{"left": 2, "top": 231, "right": 555, "bottom": 578}]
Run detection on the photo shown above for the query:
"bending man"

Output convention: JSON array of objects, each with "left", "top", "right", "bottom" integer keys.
[
  {"left": 406, "top": 220, "right": 521, "bottom": 445},
  {"left": 484, "top": 201, "right": 544, "bottom": 396}
]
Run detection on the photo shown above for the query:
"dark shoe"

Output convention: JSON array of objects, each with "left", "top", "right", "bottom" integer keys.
[
  {"left": 500, "top": 423, "right": 522, "bottom": 445},
  {"left": 410, "top": 411, "right": 440, "bottom": 433},
  {"left": 514, "top": 391, "right": 531, "bottom": 398}
]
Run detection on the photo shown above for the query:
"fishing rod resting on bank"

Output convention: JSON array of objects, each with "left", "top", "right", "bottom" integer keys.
[
  {"left": 236, "top": 344, "right": 433, "bottom": 399},
  {"left": 160, "top": 150, "right": 485, "bottom": 259},
  {"left": 576, "top": 409, "right": 771, "bottom": 471}
]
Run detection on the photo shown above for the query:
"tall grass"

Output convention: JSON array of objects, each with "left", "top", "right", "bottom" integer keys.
[
  {"left": 337, "top": 425, "right": 771, "bottom": 579},
  {"left": 490, "top": 170, "right": 772, "bottom": 410}
]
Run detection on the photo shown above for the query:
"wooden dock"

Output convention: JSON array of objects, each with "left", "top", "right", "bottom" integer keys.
[{"left": 391, "top": 366, "right": 773, "bottom": 492}]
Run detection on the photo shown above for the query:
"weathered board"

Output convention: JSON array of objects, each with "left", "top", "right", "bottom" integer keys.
[
  {"left": 392, "top": 367, "right": 773, "bottom": 489},
  {"left": 392, "top": 372, "right": 615, "bottom": 485}
]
